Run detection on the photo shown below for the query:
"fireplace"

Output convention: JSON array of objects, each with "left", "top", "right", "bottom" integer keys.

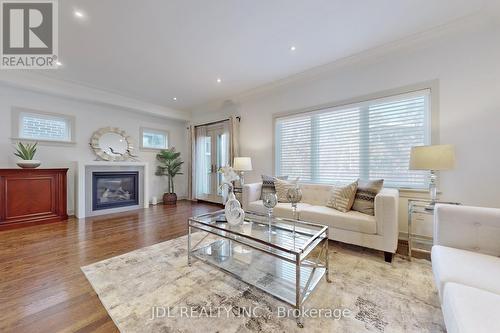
[{"left": 92, "top": 171, "right": 139, "bottom": 211}]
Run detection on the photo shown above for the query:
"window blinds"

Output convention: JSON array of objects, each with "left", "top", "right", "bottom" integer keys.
[{"left": 275, "top": 90, "right": 430, "bottom": 188}]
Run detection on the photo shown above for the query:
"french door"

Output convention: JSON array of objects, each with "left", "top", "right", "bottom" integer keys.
[{"left": 195, "top": 122, "right": 229, "bottom": 203}]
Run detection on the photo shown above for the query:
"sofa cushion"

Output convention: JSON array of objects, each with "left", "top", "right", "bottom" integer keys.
[
  {"left": 299, "top": 183, "right": 333, "bottom": 206},
  {"left": 274, "top": 178, "right": 299, "bottom": 203},
  {"left": 300, "top": 205, "right": 377, "bottom": 234},
  {"left": 352, "top": 179, "right": 384, "bottom": 216},
  {"left": 247, "top": 200, "right": 268, "bottom": 214},
  {"left": 432, "top": 245, "right": 500, "bottom": 299},
  {"left": 326, "top": 180, "right": 358, "bottom": 212},
  {"left": 247, "top": 200, "right": 312, "bottom": 219},
  {"left": 274, "top": 202, "right": 312, "bottom": 219},
  {"left": 442, "top": 282, "right": 500, "bottom": 333}
]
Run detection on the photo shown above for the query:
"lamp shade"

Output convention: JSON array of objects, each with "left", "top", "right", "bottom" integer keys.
[
  {"left": 233, "top": 157, "right": 253, "bottom": 171},
  {"left": 409, "top": 145, "right": 455, "bottom": 171}
]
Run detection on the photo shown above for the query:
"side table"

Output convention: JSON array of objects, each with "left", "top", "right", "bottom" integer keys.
[{"left": 407, "top": 199, "right": 460, "bottom": 260}]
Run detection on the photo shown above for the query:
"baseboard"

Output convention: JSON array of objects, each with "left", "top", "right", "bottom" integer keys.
[{"left": 147, "top": 195, "right": 188, "bottom": 205}]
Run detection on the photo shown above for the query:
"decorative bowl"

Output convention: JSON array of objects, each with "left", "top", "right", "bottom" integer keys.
[{"left": 16, "top": 160, "right": 41, "bottom": 169}]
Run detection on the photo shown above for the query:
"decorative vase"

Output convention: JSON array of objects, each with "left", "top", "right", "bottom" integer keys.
[
  {"left": 16, "top": 160, "right": 41, "bottom": 169},
  {"left": 225, "top": 191, "right": 245, "bottom": 226},
  {"left": 163, "top": 192, "right": 177, "bottom": 205}
]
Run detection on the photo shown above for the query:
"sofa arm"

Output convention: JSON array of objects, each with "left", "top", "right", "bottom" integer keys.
[
  {"left": 434, "top": 204, "right": 500, "bottom": 256},
  {"left": 242, "top": 182, "right": 262, "bottom": 211},
  {"left": 374, "top": 188, "right": 399, "bottom": 252}
]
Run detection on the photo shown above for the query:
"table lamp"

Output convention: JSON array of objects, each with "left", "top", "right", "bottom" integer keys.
[
  {"left": 409, "top": 144, "right": 455, "bottom": 210},
  {"left": 233, "top": 157, "right": 252, "bottom": 186}
]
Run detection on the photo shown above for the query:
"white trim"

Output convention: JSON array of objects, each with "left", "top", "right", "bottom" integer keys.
[
  {"left": 75, "top": 161, "right": 149, "bottom": 218},
  {"left": 273, "top": 82, "right": 437, "bottom": 189},
  {"left": 272, "top": 81, "right": 439, "bottom": 178},
  {"left": 139, "top": 127, "right": 169, "bottom": 151},
  {"left": 0, "top": 72, "right": 191, "bottom": 121},
  {"left": 9, "top": 137, "right": 76, "bottom": 146},
  {"left": 272, "top": 81, "right": 438, "bottom": 120},
  {"left": 187, "top": 12, "right": 486, "bottom": 112},
  {"left": 11, "top": 107, "right": 76, "bottom": 144}
]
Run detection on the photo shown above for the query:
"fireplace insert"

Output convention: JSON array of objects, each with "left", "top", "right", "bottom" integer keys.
[{"left": 92, "top": 171, "right": 139, "bottom": 211}]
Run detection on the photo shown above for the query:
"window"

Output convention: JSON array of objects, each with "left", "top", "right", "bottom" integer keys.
[
  {"left": 275, "top": 89, "right": 431, "bottom": 189},
  {"left": 140, "top": 128, "right": 169, "bottom": 150},
  {"left": 13, "top": 108, "right": 74, "bottom": 142}
]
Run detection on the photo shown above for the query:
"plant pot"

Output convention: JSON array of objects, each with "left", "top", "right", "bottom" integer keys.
[
  {"left": 163, "top": 192, "right": 177, "bottom": 205},
  {"left": 16, "top": 160, "right": 41, "bottom": 169}
]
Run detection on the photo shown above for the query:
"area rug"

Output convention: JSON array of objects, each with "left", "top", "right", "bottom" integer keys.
[{"left": 81, "top": 234, "right": 444, "bottom": 333}]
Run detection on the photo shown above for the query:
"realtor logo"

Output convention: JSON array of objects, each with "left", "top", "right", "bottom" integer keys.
[{"left": 1, "top": 0, "right": 58, "bottom": 69}]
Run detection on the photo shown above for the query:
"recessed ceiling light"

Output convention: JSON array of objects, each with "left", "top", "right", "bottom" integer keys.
[
  {"left": 74, "top": 10, "right": 85, "bottom": 18},
  {"left": 290, "top": 46, "right": 296, "bottom": 51},
  {"left": 173, "top": 97, "right": 177, "bottom": 101},
  {"left": 216, "top": 78, "right": 222, "bottom": 83}
]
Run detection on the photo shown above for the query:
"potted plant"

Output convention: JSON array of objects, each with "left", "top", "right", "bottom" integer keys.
[
  {"left": 14, "top": 142, "right": 41, "bottom": 168},
  {"left": 155, "top": 147, "right": 184, "bottom": 205}
]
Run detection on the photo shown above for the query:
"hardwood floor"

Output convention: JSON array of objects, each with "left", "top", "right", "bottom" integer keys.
[
  {"left": 0, "top": 200, "right": 424, "bottom": 333},
  {"left": 0, "top": 200, "right": 221, "bottom": 333}
]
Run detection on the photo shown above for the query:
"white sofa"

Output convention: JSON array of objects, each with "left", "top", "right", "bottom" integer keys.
[
  {"left": 432, "top": 204, "right": 500, "bottom": 333},
  {"left": 242, "top": 182, "right": 399, "bottom": 262}
]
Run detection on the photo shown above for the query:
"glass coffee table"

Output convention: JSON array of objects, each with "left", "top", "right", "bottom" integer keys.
[{"left": 188, "top": 210, "right": 331, "bottom": 327}]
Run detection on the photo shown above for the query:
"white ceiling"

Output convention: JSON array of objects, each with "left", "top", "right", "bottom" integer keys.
[{"left": 41, "top": 0, "right": 487, "bottom": 112}]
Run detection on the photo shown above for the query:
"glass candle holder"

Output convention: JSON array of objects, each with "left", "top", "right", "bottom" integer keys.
[
  {"left": 286, "top": 186, "right": 302, "bottom": 220},
  {"left": 262, "top": 192, "right": 278, "bottom": 234},
  {"left": 263, "top": 192, "right": 278, "bottom": 216}
]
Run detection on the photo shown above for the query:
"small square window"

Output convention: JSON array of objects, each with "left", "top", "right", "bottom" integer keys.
[
  {"left": 13, "top": 108, "right": 75, "bottom": 143},
  {"left": 140, "top": 128, "right": 169, "bottom": 150}
]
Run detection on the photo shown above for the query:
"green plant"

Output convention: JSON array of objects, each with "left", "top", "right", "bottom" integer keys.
[
  {"left": 155, "top": 147, "right": 184, "bottom": 194},
  {"left": 14, "top": 142, "right": 38, "bottom": 160}
]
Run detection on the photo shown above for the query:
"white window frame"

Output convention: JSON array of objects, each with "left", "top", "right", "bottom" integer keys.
[
  {"left": 273, "top": 81, "right": 440, "bottom": 190},
  {"left": 140, "top": 127, "right": 169, "bottom": 151},
  {"left": 11, "top": 107, "right": 76, "bottom": 144}
]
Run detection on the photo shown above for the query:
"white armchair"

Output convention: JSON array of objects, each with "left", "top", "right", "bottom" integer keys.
[
  {"left": 432, "top": 204, "right": 500, "bottom": 333},
  {"left": 434, "top": 204, "right": 500, "bottom": 256}
]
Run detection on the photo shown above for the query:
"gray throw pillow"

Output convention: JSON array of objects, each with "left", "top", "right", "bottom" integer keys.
[
  {"left": 351, "top": 179, "right": 384, "bottom": 216},
  {"left": 260, "top": 175, "right": 288, "bottom": 200}
]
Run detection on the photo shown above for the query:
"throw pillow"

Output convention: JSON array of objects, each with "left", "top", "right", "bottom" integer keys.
[
  {"left": 260, "top": 175, "right": 288, "bottom": 200},
  {"left": 326, "top": 180, "right": 359, "bottom": 212},
  {"left": 274, "top": 178, "right": 299, "bottom": 203},
  {"left": 352, "top": 179, "right": 384, "bottom": 216}
]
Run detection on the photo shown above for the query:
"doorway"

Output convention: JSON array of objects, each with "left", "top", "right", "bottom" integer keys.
[{"left": 195, "top": 121, "right": 230, "bottom": 203}]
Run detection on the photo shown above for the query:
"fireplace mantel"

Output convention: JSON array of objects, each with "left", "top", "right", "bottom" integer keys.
[{"left": 76, "top": 161, "right": 149, "bottom": 218}]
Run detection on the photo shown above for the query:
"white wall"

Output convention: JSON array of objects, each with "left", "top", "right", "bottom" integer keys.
[
  {"left": 0, "top": 85, "right": 189, "bottom": 215},
  {"left": 191, "top": 16, "right": 500, "bottom": 233}
]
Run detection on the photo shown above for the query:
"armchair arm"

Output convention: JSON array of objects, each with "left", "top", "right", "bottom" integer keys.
[
  {"left": 434, "top": 204, "right": 500, "bottom": 256},
  {"left": 242, "top": 182, "right": 262, "bottom": 211},
  {"left": 374, "top": 188, "right": 399, "bottom": 252}
]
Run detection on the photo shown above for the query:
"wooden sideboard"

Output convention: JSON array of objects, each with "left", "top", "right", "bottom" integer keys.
[{"left": 0, "top": 168, "right": 68, "bottom": 230}]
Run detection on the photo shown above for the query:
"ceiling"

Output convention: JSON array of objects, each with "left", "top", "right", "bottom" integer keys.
[{"left": 40, "top": 0, "right": 487, "bottom": 112}]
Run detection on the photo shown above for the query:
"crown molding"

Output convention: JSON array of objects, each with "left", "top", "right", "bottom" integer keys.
[
  {"left": 0, "top": 72, "right": 191, "bottom": 121},
  {"left": 189, "top": 9, "right": 493, "bottom": 112}
]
